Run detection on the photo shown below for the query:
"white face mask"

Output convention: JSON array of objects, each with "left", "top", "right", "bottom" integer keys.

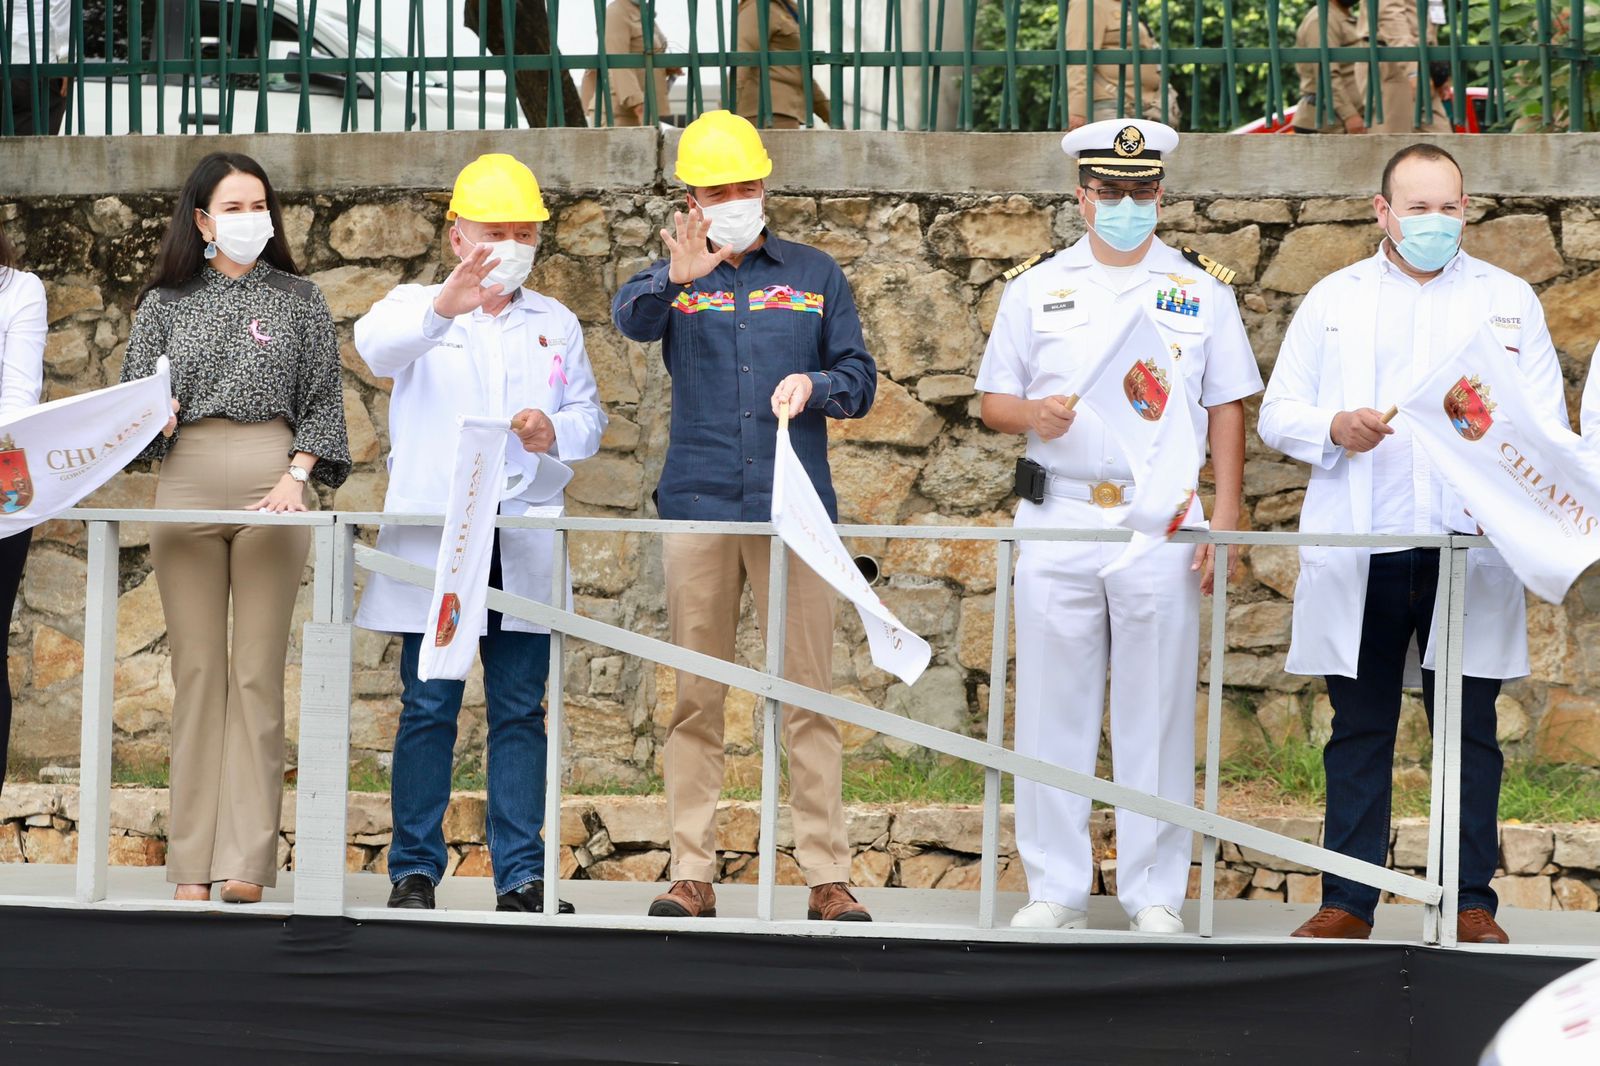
[
  {"left": 698, "top": 195, "right": 766, "bottom": 253},
  {"left": 205, "top": 210, "right": 274, "bottom": 265},
  {"left": 462, "top": 232, "right": 538, "bottom": 292}
]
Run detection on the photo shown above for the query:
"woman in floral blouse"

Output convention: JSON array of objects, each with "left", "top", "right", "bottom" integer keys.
[{"left": 122, "top": 152, "right": 349, "bottom": 904}]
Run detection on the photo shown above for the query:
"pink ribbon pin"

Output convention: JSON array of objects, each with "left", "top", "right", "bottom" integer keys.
[{"left": 549, "top": 353, "right": 568, "bottom": 387}]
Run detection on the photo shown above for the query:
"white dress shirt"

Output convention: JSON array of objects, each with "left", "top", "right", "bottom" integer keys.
[
  {"left": 1367, "top": 244, "right": 1466, "bottom": 547},
  {"left": 7, "top": 1, "right": 71, "bottom": 63},
  {"left": 0, "top": 267, "right": 46, "bottom": 418}
]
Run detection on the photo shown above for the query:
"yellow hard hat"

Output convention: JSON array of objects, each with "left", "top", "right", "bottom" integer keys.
[
  {"left": 674, "top": 110, "right": 774, "bottom": 188},
  {"left": 447, "top": 153, "right": 550, "bottom": 223}
]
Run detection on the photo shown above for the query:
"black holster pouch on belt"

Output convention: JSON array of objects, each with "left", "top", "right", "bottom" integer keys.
[{"left": 1014, "top": 457, "right": 1046, "bottom": 504}]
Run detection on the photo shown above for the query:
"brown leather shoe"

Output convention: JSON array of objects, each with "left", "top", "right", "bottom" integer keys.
[
  {"left": 1290, "top": 907, "right": 1373, "bottom": 939},
  {"left": 807, "top": 882, "right": 872, "bottom": 922},
  {"left": 648, "top": 880, "right": 716, "bottom": 918},
  {"left": 1457, "top": 908, "right": 1509, "bottom": 944}
]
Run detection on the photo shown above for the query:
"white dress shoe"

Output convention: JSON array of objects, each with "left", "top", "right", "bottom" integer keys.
[
  {"left": 1010, "top": 900, "right": 1088, "bottom": 929},
  {"left": 1130, "top": 905, "right": 1185, "bottom": 933}
]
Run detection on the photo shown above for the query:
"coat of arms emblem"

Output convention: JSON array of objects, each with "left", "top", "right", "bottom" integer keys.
[
  {"left": 1123, "top": 359, "right": 1171, "bottom": 422},
  {"left": 0, "top": 436, "right": 33, "bottom": 515},
  {"left": 1443, "top": 375, "right": 1496, "bottom": 442},
  {"left": 434, "top": 593, "right": 462, "bottom": 647}
]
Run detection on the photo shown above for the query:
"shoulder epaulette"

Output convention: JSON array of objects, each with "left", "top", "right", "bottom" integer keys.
[
  {"left": 1182, "top": 247, "right": 1238, "bottom": 286},
  {"left": 156, "top": 275, "right": 207, "bottom": 304},
  {"left": 262, "top": 271, "right": 320, "bottom": 301},
  {"left": 1002, "top": 253, "right": 1045, "bottom": 282}
]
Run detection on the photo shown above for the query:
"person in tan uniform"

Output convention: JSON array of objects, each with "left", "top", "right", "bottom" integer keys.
[
  {"left": 1292, "top": 0, "right": 1367, "bottom": 133},
  {"left": 579, "top": 0, "right": 681, "bottom": 126},
  {"left": 1372, "top": 0, "right": 1452, "bottom": 133},
  {"left": 1066, "top": 0, "right": 1180, "bottom": 129},
  {"left": 736, "top": 0, "right": 831, "bottom": 128}
]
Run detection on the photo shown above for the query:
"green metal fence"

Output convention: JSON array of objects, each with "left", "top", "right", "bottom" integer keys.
[{"left": 1, "top": 1, "right": 1595, "bottom": 136}]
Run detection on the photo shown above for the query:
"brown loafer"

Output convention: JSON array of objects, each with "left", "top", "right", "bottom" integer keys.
[
  {"left": 648, "top": 879, "right": 717, "bottom": 918},
  {"left": 1457, "top": 908, "right": 1509, "bottom": 944},
  {"left": 219, "top": 880, "right": 263, "bottom": 904},
  {"left": 1290, "top": 907, "right": 1373, "bottom": 939},
  {"left": 807, "top": 882, "right": 872, "bottom": 922}
]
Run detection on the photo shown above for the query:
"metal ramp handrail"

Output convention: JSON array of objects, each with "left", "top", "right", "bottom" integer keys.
[{"left": 37, "top": 507, "right": 1484, "bottom": 946}]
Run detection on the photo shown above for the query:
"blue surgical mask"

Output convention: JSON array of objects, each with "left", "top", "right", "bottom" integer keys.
[
  {"left": 1091, "top": 196, "right": 1159, "bottom": 253},
  {"left": 1389, "top": 210, "right": 1463, "bottom": 272}
]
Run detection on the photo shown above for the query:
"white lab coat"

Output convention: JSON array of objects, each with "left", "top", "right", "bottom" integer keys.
[
  {"left": 1258, "top": 249, "right": 1566, "bottom": 680},
  {"left": 352, "top": 284, "right": 606, "bottom": 635},
  {"left": 1580, "top": 341, "right": 1600, "bottom": 446}
]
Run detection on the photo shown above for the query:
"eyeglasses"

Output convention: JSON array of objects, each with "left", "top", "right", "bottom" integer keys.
[{"left": 1083, "top": 185, "right": 1161, "bottom": 206}]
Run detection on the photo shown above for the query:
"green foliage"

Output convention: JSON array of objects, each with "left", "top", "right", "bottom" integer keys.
[
  {"left": 1462, "top": 0, "right": 1600, "bottom": 131},
  {"left": 969, "top": 1, "right": 1303, "bottom": 132}
]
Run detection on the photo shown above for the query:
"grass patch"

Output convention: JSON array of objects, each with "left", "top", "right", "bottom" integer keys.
[
  {"left": 568, "top": 773, "right": 663, "bottom": 797},
  {"left": 1498, "top": 762, "right": 1600, "bottom": 823},
  {"left": 842, "top": 753, "right": 1007, "bottom": 806},
  {"left": 1219, "top": 738, "right": 1328, "bottom": 809},
  {"left": 113, "top": 760, "right": 170, "bottom": 788}
]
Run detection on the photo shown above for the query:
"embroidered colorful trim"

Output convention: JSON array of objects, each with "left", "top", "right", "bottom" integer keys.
[
  {"left": 672, "top": 290, "right": 736, "bottom": 314},
  {"left": 1154, "top": 285, "right": 1200, "bottom": 317},
  {"left": 749, "top": 285, "right": 825, "bottom": 314}
]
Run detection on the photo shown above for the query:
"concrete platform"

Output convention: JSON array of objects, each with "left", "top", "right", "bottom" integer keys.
[{"left": 3, "top": 861, "right": 1597, "bottom": 956}]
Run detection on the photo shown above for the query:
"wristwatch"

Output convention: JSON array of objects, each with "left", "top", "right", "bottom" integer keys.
[{"left": 287, "top": 465, "right": 311, "bottom": 484}]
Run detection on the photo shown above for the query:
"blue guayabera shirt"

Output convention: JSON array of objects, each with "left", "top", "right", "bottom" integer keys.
[{"left": 612, "top": 232, "right": 877, "bottom": 521}]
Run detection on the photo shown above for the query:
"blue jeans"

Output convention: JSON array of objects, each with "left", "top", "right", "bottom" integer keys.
[
  {"left": 1321, "top": 549, "right": 1503, "bottom": 924},
  {"left": 389, "top": 562, "right": 551, "bottom": 896}
]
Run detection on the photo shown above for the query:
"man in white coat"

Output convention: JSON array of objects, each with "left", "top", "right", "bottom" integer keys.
[
  {"left": 1259, "top": 144, "right": 1565, "bottom": 945},
  {"left": 354, "top": 154, "right": 606, "bottom": 912},
  {"left": 976, "top": 119, "right": 1261, "bottom": 933}
]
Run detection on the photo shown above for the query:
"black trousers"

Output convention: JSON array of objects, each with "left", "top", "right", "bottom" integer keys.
[
  {"left": 0, "top": 528, "right": 31, "bottom": 789},
  {"left": 1321, "top": 549, "right": 1503, "bottom": 924},
  {"left": 6, "top": 76, "right": 68, "bottom": 135}
]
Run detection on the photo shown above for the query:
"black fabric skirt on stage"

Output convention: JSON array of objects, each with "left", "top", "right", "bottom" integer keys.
[{"left": 0, "top": 908, "right": 1579, "bottom": 1064}]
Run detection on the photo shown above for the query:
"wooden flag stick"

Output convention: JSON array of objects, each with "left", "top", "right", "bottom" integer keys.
[
  {"left": 778, "top": 402, "right": 791, "bottom": 431},
  {"left": 1343, "top": 405, "right": 1398, "bottom": 458},
  {"left": 1063, "top": 394, "right": 1079, "bottom": 411}
]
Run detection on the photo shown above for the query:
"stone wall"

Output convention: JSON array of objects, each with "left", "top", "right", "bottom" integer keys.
[
  {"left": 5, "top": 132, "right": 1600, "bottom": 790},
  {"left": 4, "top": 785, "right": 1598, "bottom": 913}
]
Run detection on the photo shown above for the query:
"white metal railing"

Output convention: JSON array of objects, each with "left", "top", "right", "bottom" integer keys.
[{"left": 6, "top": 507, "right": 1523, "bottom": 950}]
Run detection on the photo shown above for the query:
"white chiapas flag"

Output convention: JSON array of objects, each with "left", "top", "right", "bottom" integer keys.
[
  {"left": 418, "top": 415, "right": 510, "bottom": 681},
  {"left": 0, "top": 356, "right": 172, "bottom": 537},
  {"left": 770, "top": 417, "right": 930, "bottom": 685},
  {"left": 1072, "top": 312, "right": 1201, "bottom": 577},
  {"left": 1392, "top": 325, "right": 1600, "bottom": 604}
]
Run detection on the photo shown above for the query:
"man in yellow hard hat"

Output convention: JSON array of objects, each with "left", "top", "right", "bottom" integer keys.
[
  {"left": 613, "top": 111, "right": 877, "bottom": 922},
  {"left": 355, "top": 153, "right": 607, "bottom": 914}
]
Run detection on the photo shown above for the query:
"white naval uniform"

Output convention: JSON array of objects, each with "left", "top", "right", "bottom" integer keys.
[
  {"left": 352, "top": 284, "right": 606, "bottom": 635},
  {"left": 1258, "top": 248, "right": 1563, "bottom": 682},
  {"left": 976, "top": 236, "right": 1262, "bottom": 916}
]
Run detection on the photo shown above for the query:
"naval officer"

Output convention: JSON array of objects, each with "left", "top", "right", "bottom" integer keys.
[{"left": 976, "top": 119, "right": 1262, "bottom": 933}]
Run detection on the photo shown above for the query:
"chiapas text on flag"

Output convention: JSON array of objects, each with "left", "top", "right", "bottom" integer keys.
[
  {"left": 1393, "top": 325, "right": 1600, "bottom": 604},
  {"left": 0, "top": 356, "right": 171, "bottom": 537}
]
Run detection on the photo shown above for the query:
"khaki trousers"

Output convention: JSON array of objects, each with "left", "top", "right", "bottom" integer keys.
[
  {"left": 151, "top": 418, "right": 310, "bottom": 887},
  {"left": 662, "top": 534, "right": 850, "bottom": 886},
  {"left": 1374, "top": 66, "right": 1453, "bottom": 133}
]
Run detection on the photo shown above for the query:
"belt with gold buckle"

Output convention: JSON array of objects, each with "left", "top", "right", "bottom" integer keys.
[
  {"left": 1089, "top": 481, "right": 1126, "bottom": 508},
  {"left": 1042, "top": 476, "right": 1135, "bottom": 507}
]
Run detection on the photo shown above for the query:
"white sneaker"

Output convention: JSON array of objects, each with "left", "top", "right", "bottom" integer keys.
[
  {"left": 1010, "top": 900, "right": 1088, "bottom": 930},
  {"left": 1130, "top": 905, "right": 1185, "bottom": 933}
]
